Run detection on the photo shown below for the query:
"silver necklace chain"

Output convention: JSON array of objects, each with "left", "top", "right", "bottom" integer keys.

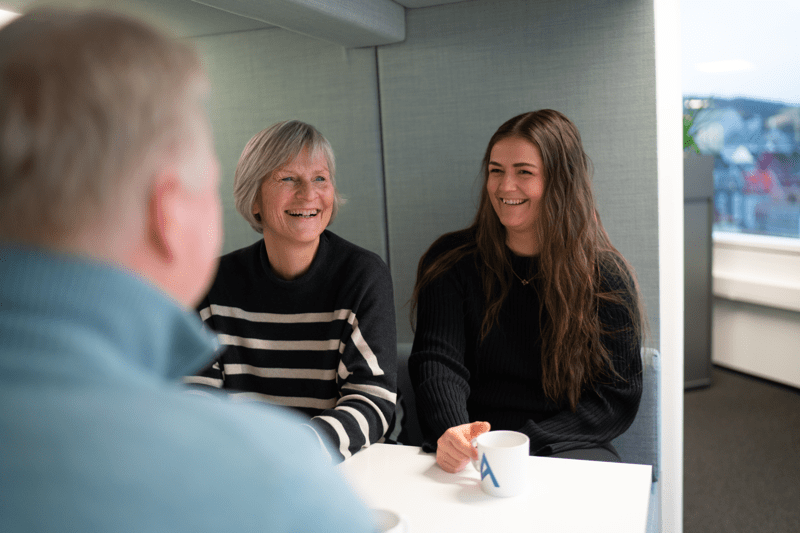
[{"left": 512, "top": 268, "right": 534, "bottom": 286}]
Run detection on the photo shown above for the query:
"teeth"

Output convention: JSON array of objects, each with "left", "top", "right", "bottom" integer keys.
[
  {"left": 502, "top": 199, "right": 526, "bottom": 205},
  {"left": 287, "top": 209, "right": 319, "bottom": 218}
]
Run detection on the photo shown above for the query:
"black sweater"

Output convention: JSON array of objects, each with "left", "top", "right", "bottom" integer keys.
[{"left": 409, "top": 232, "right": 642, "bottom": 456}]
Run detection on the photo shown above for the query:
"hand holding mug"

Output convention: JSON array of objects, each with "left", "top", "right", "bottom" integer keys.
[{"left": 436, "top": 421, "right": 491, "bottom": 473}]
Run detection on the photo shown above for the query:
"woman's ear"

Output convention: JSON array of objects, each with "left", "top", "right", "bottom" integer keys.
[{"left": 252, "top": 193, "right": 262, "bottom": 222}]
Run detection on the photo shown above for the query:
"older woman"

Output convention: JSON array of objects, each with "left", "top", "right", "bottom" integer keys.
[
  {"left": 409, "top": 110, "right": 646, "bottom": 473},
  {"left": 186, "top": 120, "right": 397, "bottom": 462}
]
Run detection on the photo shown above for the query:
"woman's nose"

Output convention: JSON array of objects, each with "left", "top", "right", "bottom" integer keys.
[
  {"left": 498, "top": 173, "right": 516, "bottom": 191},
  {"left": 295, "top": 179, "right": 314, "bottom": 199}
]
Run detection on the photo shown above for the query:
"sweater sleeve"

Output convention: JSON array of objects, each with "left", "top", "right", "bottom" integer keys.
[
  {"left": 408, "top": 265, "right": 472, "bottom": 453},
  {"left": 519, "top": 295, "right": 643, "bottom": 456},
  {"left": 181, "top": 294, "right": 225, "bottom": 392},
  {"left": 309, "top": 257, "right": 398, "bottom": 462}
]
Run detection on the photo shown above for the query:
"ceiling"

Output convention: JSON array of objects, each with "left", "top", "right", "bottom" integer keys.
[
  {"left": 0, "top": 0, "right": 471, "bottom": 45},
  {"left": 392, "top": 0, "right": 466, "bottom": 7}
]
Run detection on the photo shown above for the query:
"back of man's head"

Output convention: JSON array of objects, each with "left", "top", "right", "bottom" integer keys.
[
  {"left": 0, "top": 7, "right": 208, "bottom": 244},
  {"left": 0, "top": 7, "right": 222, "bottom": 306}
]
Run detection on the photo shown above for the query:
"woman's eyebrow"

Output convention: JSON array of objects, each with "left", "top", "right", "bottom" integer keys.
[
  {"left": 489, "top": 160, "right": 538, "bottom": 168},
  {"left": 274, "top": 167, "right": 329, "bottom": 175}
]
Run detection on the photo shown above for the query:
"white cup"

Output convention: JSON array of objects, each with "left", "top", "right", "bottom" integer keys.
[
  {"left": 372, "top": 508, "right": 408, "bottom": 533},
  {"left": 471, "top": 430, "right": 530, "bottom": 497}
]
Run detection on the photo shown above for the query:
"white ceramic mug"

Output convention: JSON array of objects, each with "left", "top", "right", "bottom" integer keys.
[{"left": 471, "top": 430, "right": 530, "bottom": 497}]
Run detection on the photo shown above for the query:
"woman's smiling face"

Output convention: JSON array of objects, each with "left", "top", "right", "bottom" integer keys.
[
  {"left": 486, "top": 136, "right": 545, "bottom": 254},
  {"left": 252, "top": 146, "right": 334, "bottom": 250}
]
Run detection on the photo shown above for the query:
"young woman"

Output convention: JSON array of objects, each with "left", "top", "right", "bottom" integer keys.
[{"left": 409, "top": 110, "right": 646, "bottom": 473}]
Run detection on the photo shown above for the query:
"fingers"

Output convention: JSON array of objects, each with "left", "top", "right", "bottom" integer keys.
[
  {"left": 465, "top": 421, "right": 491, "bottom": 459},
  {"left": 437, "top": 429, "right": 473, "bottom": 472},
  {"left": 436, "top": 421, "right": 492, "bottom": 471},
  {"left": 436, "top": 446, "right": 471, "bottom": 473},
  {"left": 440, "top": 426, "right": 474, "bottom": 457},
  {"left": 448, "top": 426, "right": 473, "bottom": 450},
  {"left": 468, "top": 421, "right": 491, "bottom": 440}
]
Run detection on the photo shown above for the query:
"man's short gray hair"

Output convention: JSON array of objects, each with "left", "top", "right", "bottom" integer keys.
[
  {"left": 0, "top": 7, "right": 207, "bottom": 242},
  {"left": 234, "top": 120, "right": 344, "bottom": 233}
]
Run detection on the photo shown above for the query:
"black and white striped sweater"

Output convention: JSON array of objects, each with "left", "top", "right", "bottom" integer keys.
[{"left": 186, "top": 230, "right": 398, "bottom": 461}]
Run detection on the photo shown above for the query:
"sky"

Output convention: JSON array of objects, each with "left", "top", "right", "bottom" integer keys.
[{"left": 682, "top": 0, "right": 800, "bottom": 105}]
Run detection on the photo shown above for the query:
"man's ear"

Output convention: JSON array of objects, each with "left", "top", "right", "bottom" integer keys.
[{"left": 148, "top": 175, "right": 180, "bottom": 262}]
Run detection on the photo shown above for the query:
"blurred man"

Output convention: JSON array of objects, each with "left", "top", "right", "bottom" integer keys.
[{"left": 0, "top": 8, "right": 372, "bottom": 532}]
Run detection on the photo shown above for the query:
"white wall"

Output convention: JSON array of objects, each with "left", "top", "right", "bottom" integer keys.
[{"left": 655, "top": 0, "right": 684, "bottom": 531}]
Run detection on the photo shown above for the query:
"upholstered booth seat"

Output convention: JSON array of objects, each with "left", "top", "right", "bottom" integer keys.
[{"left": 395, "top": 343, "right": 423, "bottom": 447}]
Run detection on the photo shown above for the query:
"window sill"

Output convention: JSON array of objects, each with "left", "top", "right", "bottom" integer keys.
[
  {"left": 712, "top": 231, "right": 800, "bottom": 313},
  {"left": 712, "top": 231, "right": 800, "bottom": 254}
]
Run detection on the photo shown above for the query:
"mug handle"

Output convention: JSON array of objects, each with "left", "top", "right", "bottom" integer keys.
[{"left": 471, "top": 437, "right": 480, "bottom": 471}]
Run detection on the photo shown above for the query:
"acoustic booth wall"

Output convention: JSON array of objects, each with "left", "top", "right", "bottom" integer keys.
[{"left": 194, "top": 0, "right": 660, "bottom": 346}]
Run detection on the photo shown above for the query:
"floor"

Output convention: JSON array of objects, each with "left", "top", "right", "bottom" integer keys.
[{"left": 683, "top": 365, "right": 800, "bottom": 533}]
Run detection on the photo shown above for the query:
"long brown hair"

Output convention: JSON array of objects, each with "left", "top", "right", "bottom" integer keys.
[{"left": 411, "top": 110, "right": 645, "bottom": 411}]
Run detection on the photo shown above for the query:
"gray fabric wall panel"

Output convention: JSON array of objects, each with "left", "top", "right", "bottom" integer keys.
[
  {"left": 188, "top": 0, "right": 660, "bottom": 347},
  {"left": 378, "top": 0, "right": 659, "bottom": 343},
  {"left": 193, "top": 28, "right": 388, "bottom": 259}
]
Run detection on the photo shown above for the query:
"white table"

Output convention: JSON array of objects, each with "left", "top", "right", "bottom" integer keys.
[{"left": 339, "top": 443, "right": 652, "bottom": 533}]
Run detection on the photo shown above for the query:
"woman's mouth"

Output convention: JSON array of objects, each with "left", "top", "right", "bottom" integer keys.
[{"left": 286, "top": 209, "right": 320, "bottom": 218}]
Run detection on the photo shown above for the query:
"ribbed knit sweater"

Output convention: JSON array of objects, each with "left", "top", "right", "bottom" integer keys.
[
  {"left": 409, "top": 231, "right": 642, "bottom": 456},
  {"left": 185, "top": 230, "right": 398, "bottom": 461}
]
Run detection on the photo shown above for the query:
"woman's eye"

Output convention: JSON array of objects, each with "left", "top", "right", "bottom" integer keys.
[
  {"left": 280, "top": 176, "right": 294, "bottom": 182},
  {"left": 314, "top": 175, "right": 327, "bottom": 182},
  {"left": 489, "top": 168, "right": 502, "bottom": 174}
]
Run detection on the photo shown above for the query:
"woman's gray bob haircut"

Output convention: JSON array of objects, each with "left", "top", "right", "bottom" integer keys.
[{"left": 234, "top": 120, "right": 344, "bottom": 233}]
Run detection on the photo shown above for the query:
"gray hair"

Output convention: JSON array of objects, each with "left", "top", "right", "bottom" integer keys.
[
  {"left": 234, "top": 120, "right": 344, "bottom": 233},
  {"left": 0, "top": 7, "right": 207, "bottom": 242}
]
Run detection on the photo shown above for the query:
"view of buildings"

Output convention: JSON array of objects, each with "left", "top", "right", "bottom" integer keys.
[{"left": 685, "top": 96, "right": 800, "bottom": 238}]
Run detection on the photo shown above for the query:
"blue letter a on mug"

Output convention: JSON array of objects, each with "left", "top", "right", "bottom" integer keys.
[{"left": 480, "top": 454, "right": 500, "bottom": 488}]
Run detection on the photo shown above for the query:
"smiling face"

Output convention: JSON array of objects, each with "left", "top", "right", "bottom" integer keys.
[
  {"left": 486, "top": 136, "right": 546, "bottom": 256},
  {"left": 252, "top": 146, "right": 334, "bottom": 252}
]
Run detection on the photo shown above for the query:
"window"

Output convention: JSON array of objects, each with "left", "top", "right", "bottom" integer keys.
[{"left": 682, "top": 0, "right": 800, "bottom": 240}]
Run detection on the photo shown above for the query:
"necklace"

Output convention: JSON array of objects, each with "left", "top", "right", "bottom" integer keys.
[{"left": 512, "top": 268, "right": 534, "bottom": 286}]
